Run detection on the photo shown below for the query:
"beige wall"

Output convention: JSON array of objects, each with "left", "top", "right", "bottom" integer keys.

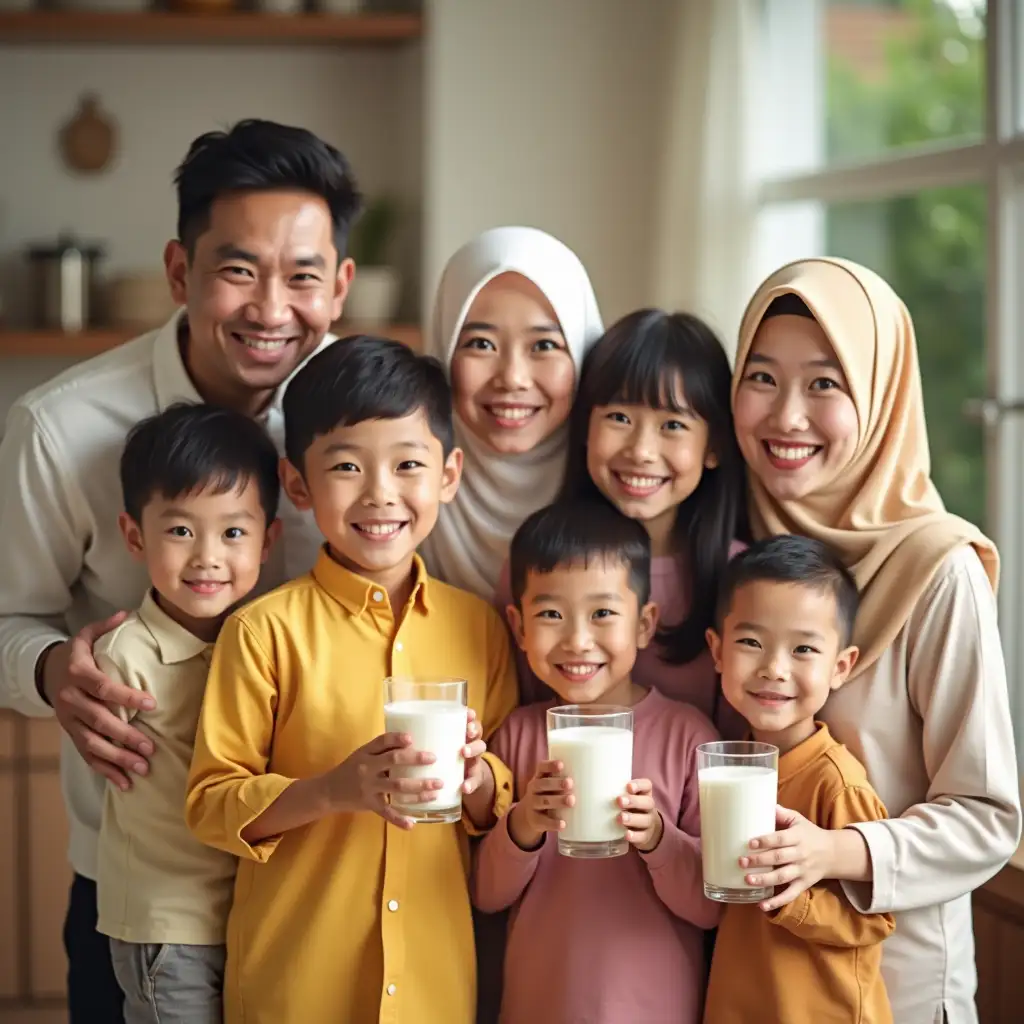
[
  {"left": 422, "top": 0, "right": 674, "bottom": 328},
  {"left": 0, "top": 713, "right": 68, "bottom": 1020}
]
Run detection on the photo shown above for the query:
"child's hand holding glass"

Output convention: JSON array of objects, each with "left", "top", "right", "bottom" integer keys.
[
  {"left": 508, "top": 759, "right": 575, "bottom": 851},
  {"left": 460, "top": 708, "right": 497, "bottom": 827},
  {"left": 740, "top": 804, "right": 872, "bottom": 911},
  {"left": 323, "top": 732, "right": 442, "bottom": 830},
  {"left": 618, "top": 778, "right": 664, "bottom": 853}
]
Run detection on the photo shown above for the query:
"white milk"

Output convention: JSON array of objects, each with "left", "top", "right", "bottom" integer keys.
[
  {"left": 547, "top": 725, "right": 633, "bottom": 843},
  {"left": 698, "top": 765, "right": 778, "bottom": 889},
  {"left": 384, "top": 700, "right": 468, "bottom": 810}
]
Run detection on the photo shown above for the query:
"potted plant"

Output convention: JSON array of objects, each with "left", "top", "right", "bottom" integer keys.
[{"left": 344, "top": 195, "right": 401, "bottom": 325}]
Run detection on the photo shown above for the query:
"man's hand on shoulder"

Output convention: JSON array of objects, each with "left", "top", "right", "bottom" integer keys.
[{"left": 39, "top": 611, "right": 158, "bottom": 790}]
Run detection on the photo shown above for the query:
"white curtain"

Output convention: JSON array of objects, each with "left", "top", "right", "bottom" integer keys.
[{"left": 651, "top": 0, "right": 760, "bottom": 357}]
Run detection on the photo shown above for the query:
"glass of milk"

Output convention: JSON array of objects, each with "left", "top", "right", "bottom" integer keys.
[
  {"left": 546, "top": 704, "right": 633, "bottom": 859},
  {"left": 383, "top": 677, "right": 468, "bottom": 824},
  {"left": 697, "top": 740, "right": 779, "bottom": 902}
]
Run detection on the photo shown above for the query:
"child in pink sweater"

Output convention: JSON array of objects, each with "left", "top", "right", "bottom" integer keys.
[{"left": 473, "top": 499, "right": 720, "bottom": 1024}]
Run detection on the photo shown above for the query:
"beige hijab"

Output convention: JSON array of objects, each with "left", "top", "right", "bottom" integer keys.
[{"left": 733, "top": 257, "right": 998, "bottom": 677}]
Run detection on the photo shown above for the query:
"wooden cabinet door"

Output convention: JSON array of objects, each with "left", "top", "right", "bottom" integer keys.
[
  {"left": 0, "top": 711, "right": 69, "bottom": 1019},
  {"left": 973, "top": 862, "right": 1024, "bottom": 1023}
]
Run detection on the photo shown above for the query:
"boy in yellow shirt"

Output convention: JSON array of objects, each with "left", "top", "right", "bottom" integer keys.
[
  {"left": 185, "top": 335, "right": 518, "bottom": 1024},
  {"left": 95, "top": 402, "right": 281, "bottom": 1024},
  {"left": 703, "top": 534, "right": 895, "bottom": 1024}
]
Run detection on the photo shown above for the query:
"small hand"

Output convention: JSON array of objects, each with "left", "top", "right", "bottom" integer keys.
[
  {"left": 618, "top": 778, "right": 663, "bottom": 853},
  {"left": 740, "top": 804, "right": 836, "bottom": 910},
  {"left": 326, "top": 732, "right": 441, "bottom": 830},
  {"left": 461, "top": 709, "right": 488, "bottom": 795},
  {"left": 461, "top": 708, "right": 497, "bottom": 828},
  {"left": 508, "top": 759, "right": 574, "bottom": 851}
]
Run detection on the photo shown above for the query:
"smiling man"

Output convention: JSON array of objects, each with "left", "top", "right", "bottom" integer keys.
[{"left": 0, "top": 119, "right": 361, "bottom": 1022}]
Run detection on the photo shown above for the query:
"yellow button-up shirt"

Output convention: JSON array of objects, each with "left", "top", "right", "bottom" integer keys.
[{"left": 185, "top": 549, "right": 517, "bottom": 1024}]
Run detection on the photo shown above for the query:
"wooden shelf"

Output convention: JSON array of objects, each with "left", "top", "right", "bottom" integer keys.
[
  {"left": 0, "top": 328, "right": 133, "bottom": 358},
  {"left": 0, "top": 10, "right": 422, "bottom": 47},
  {"left": 0, "top": 323, "right": 422, "bottom": 357}
]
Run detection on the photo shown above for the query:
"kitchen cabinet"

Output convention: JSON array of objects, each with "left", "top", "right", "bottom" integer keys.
[
  {"left": 0, "top": 712, "right": 69, "bottom": 1019},
  {"left": 974, "top": 852, "right": 1024, "bottom": 1023}
]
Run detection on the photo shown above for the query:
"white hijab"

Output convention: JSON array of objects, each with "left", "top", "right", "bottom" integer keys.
[{"left": 422, "top": 226, "right": 604, "bottom": 599}]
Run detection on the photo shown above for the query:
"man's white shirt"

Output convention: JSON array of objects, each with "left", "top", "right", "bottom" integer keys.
[{"left": 0, "top": 310, "right": 330, "bottom": 878}]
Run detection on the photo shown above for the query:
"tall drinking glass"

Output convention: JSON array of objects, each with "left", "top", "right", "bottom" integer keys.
[
  {"left": 546, "top": 704, "right": 633, "bottom": 859},
  {"left": 697, "top": 740, "right": 779, "bottom": 903},
  {"left": 383, "top": 677, "right": 468, "bottom": 824}
]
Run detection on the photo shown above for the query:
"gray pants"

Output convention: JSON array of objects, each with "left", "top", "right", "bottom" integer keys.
[{"left": 109, "top": 939, "right": 225, "bottom": 1024}]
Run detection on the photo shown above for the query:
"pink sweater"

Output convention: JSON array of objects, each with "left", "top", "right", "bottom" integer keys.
[
  {"left": 473, "top": 688, "right": 722, "bottom": 1024},
  {"left": 495, "top": 546, "right": 747, "bottom": 737}
]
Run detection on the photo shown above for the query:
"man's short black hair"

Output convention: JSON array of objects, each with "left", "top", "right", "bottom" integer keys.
[
  {"left": 282, "top": 335, "right": 454, "bottom": 470},
  {"left": 509, "top": 500, "right": 651, "bottom": 607},
  {"left": 121, "top": 402, "right": 281, "bottom": 525},
  {"left": 715, "top": 535, "right": 859, "bottom": 645},
  {"left": 174, "top": 119, "right": 363, "bottom": 259}
]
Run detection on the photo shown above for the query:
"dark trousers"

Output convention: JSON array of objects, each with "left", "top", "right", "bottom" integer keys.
[
  {"left": 474, "top": 905, "right": 507, "bottom": 1024},
  {"left": 703, "top": 925, "right": 717, "bottom": 982},
  {"left": 63, "top": 873, "right": 125, "bottom": 1023}
]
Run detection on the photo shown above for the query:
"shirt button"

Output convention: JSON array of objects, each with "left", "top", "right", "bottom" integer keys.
[
  {"left": 386, "top": 984, "right": 397, "bottom": 996},
  {"left": 394, "top": 642, "right": 403, "bottom": 652},
  {"left": 372, "top": 591, "right": 384, "bottom": 603},
  {"left": 388, "top": 899, "right": 399, "bottom": 911}
]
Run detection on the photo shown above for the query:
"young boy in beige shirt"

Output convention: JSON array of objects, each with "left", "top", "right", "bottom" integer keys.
[{"left": 95, "top": 402, "right": 281, "bottom": 1024}]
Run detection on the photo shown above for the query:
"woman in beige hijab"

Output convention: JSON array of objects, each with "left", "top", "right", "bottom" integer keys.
[{"left": 730, "top": 257, "right": 1021, "bottom": 1024}]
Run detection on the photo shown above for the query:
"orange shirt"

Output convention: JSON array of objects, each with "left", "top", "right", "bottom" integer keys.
[{"left": 704, "top": 723, "right": 895, "bottom": 1024}]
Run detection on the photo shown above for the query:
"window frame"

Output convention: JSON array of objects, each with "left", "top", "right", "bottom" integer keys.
[{"left": 753, "top": 0, "right": 1024, "bottom": 754}]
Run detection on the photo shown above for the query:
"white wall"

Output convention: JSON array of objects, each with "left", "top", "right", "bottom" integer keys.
[{"left": 422, "top": 0, "right": 674, "bottom": 328}]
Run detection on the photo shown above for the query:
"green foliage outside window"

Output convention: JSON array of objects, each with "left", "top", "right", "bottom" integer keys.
[{"left": 825, "top": 0, "right": 987, "bottom": 525}]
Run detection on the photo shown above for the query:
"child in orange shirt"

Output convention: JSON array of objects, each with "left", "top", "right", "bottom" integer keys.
[{"left": 703, "top": 534, "right": 895, "bottom": 1023}]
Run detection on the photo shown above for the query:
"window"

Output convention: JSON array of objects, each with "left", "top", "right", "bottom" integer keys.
[
  {"left": 753, "top": 0, "right": 1024, "bottom": 759},
  {"left": 758, "top": 0, "right": 986, "bottom": 179}
]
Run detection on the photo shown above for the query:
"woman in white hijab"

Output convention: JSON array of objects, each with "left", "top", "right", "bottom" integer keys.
[{"left": 422, "top": 226, "right": 604, "bottom": 599}]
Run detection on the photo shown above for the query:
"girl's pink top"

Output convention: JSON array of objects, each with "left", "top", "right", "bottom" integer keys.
[{"left": 494, "top": 543, "right": 747, "bottom": 738}]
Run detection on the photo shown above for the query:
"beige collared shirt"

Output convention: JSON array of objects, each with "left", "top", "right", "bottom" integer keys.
[
  {"left": 0, "top": 311, "right": 330, "bottom": 879},
  {"left": 96, "top": 591, "right": 235, "bottom": 945}
]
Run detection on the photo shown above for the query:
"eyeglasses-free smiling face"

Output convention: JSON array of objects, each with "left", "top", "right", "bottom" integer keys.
[
  {"left": 586, "top": 377, "right": 717, "bottom": 554},
  {"left": 448, "top": 272, "right": 576, "bottom": 455},
  {"left": 507, "top": 558, "right": 657, "bottom": 707},
  {"left": 119, "top": 479, "right": 277, "bottom": 640},
  {"left": 733, "top": 313, "right": 859, "bottom": 502},
  {"left": 166, "top": 190, "right": 352, "bottom": 410},
  {"left": 706, "top": 579, "right": 858, "bottom": 753},
  {"left": 281, "top": 409, "right": 462, "bottom": 594}
]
